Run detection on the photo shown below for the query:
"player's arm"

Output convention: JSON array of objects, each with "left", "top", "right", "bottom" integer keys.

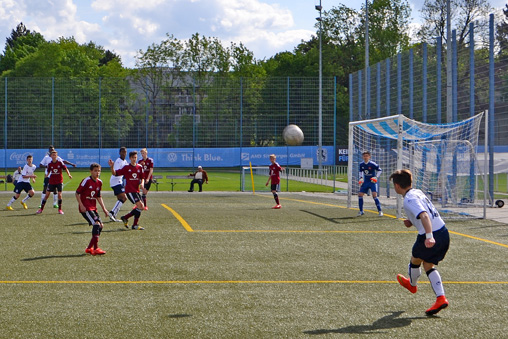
[
  {"left": 97, "top": 195, "right": 109, "bottom": 217},
  {"left": 203, "top": 171, "right": 209, "bottom": 184},
  {"left": 358, "top": 170, "right": 364, "bottom": 185},
  {"left": 108, "top": 159, "right": 117, "bottom": 175},
  {"left": 418, "top": 211, "right": 436, "bottom": 248},
  {"left": 65, "top": 166, "right": 72, "bottom": 179},
  {"left": 63, "top": 159, "right": 77, "bottom": 167},
  {"left": 75, "top": 192, "right": 86, "bottom": 213}
]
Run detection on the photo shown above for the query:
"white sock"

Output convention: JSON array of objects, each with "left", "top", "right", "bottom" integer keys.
[
  {"left": 409, "top": 263, "right": 421, "bottom": 286},
  {"left": 22, "top": 195, "right": 32, "bottom": 203},
  {"left": 427, "top": 269, "right": 445, "bottom": 297},
  {"left": 40, "top": 192, "right": 45, "bottom": 204},
  {"left": 112, "top": 200, "right": 124, "bottom": 216},
  {"left": 7, "top": 196, "right": 16, "bottom": 206},
  {"left": 53, "top": 194, "right": 58, "bottom": 204}
]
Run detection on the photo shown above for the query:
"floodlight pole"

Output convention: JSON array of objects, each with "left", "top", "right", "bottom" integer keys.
[{"left": 316, "top": 0, "right": 323, "bottom": 171}]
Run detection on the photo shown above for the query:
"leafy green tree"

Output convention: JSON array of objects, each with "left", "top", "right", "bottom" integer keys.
[
  {"left": 0, "top": 23, "right": 46, "bottom": 74},
  {"left": 417, "top": 0, "right": 492, "bottom": 46}
]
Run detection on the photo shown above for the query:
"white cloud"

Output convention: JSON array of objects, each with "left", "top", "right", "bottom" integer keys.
[{"left": 0, "top": 0, "right": 313, "bottom": 67}]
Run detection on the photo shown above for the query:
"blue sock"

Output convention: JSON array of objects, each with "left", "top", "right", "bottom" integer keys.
[
  {"left": 374, "top": 198, "right": 381, "bottom": 211},
  {"left": 359, "top": 197, "right": 364, "bottom": 211}
]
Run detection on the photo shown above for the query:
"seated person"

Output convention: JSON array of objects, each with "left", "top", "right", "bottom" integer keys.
[{"left": 188, "top": 166, "right": 208, "bottom": 192}]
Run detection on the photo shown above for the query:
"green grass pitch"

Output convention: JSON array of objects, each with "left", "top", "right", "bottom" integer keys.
[{"left": 0, "top": 191, "right": 507, "bottom": 337}]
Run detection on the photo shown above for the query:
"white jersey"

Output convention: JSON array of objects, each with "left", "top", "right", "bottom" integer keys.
[
  {"left": 40, "top": 154, "right": 64, "bottom": 176},
  {"left": 110, "top": 157, "right": 128, "bottom": 187},
  {"left": 18, "top": 164, "right": 37, "bottom": 183},
  {"left": 403, "top": 188, "right": 445, "bottom": 235}
]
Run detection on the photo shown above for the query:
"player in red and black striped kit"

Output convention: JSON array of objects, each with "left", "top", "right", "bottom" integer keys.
[
  {"left": 76, "top": 163, "right": 110, "bottom": 255},
  {"left": 138, "top": 148, "right": 154, "bottom": 210},
  {"left": 109, "top": 151, "right": 146, "bottom": 230}
]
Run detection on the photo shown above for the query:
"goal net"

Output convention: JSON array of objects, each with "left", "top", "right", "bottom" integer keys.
[{"left": 348, "top": 112, "right": 486, "bottom": 218}]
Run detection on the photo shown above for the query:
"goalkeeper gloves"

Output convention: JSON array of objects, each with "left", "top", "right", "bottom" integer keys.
[
  {"left": 371, "top": 177, "right": 378, "bottom": 183},
  {"left": 358, "top": 179, "right": 364, "bottom": 185}
]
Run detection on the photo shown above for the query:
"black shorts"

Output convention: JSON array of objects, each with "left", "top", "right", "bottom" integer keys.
[
  {"left": 126, "top": 192, "right": 142, "bottom": 204},
  {"left": 270, "top": 184, "right": 279, "bottom": 191},
  {"left": 112, "top": 184, "right": 125, "bottom": 196},
  {"left": 144, "top": 179, "right": 152, "bottom": 191},
  {"left": 43, "top": 177, "right": 50, "bottom": 191},
  {"left": 412, "top": 226, "right": 450, "bottom": 265},
  {"left": 47, "top": 183, "right": 63, "bottom": 193},
  {"left": 14, "top": 182, "right": 33, "bottom": 194},
  {"left": 81, "top": 210, "right": 102, "bottom": 226}
]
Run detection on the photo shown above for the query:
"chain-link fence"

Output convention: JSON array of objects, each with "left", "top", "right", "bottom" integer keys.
[
  {"left": 349, "top": 11, "right": 508, "bottom": 200},
  {"left": 0, "top": 76, "right": 336, "bottom": 151}
]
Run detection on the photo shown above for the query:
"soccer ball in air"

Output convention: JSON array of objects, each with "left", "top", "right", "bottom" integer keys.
[{"left": 283, "top": 124, "right": 304, "bottom": 146}]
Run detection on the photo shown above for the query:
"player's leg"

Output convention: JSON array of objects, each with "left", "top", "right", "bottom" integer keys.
[
  {"left": 6, "top": 187, "right": 21, "bottom": 209},
  {"left": 423, "top": 261, "right": 448, "bottom": 315},
  {"left": 53, "top": 191, "right": 58, "bottom": 208},
  {"left": 57, "top": 185, "right": 64, "bottom": 214},
  {"left": 37, "top": 187, "right": 53, "bottom": 213},
  {"left": 21, "top": 188, "right": 35, "bottom": 209},
  {"left": 110, "top": 186, "right": 126, "bottom": 220},
  {"left": 357, "top": 191, "right": 365, "bottom": 216},
  {"left": 120, "top": 193, "right": 136, "bottom": 228},
  {"left": 40, "top": 177, "right": 49, "bottom": 206},
  {"left": 271, "top": 184, "right": 280, "bottom": 208},
  {"left": 372, "top": 188, "right": 382, "bottom": 216},
  {"left": 397, "top": 256, "right": 422, "bottom": 294},
  {"left": 142, "top": 180, "right": 151, "bottom": 209},
  {"left": 198, "top": 179, "right": 203, "bottom": 192},
  {"left": 132, "top": 198, "right": 145, "bottom": 230}
]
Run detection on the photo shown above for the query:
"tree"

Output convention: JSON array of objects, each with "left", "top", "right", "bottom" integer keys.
[
  {"left": 0, "top": 23, "right": 46, "bottom": 74},
  {"left": 417, "top": 0, "right": 492, "bottom": 46},
  {"left": 497, "top": 4, "right": 508, "bottom": 56}
]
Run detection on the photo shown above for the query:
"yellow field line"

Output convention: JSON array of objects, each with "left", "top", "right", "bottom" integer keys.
[
  {"left": 194, "top": 230, "right": 416, "bottom": 234},
  {"left": 449, "top": 230, "right": 508, "bottom": 249},
  {"left": 0, "top": 280, "right": 507, "bottom": 285},
  {"left": 161, "top": 203, "right": 194, "bottom": 232}
]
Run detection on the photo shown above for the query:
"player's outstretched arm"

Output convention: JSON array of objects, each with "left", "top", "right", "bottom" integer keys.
[
  {"left": 66, "top": 168, "right": 72, "bottom": 179},
  {"left": 63, "top": 160, "right": 76, "bottom": 167},
  {"left": 108, "top": 159, "right": 116, "bottom": 175}
]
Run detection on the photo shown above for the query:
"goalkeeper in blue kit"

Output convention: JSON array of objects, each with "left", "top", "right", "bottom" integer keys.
[{"left": 357, "top": 151, "right": 383, "bottom": 216}]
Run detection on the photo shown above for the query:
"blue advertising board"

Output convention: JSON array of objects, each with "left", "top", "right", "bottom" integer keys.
[{"left": 0, "top": 146, "right": 335, "bottom": 168}]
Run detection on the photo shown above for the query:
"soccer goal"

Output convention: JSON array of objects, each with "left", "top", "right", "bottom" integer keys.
[{"left": 347, "top": 112, "right": 487, "bottom": 218}]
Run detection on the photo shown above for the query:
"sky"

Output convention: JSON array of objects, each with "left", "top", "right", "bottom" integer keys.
[{"left": 0, "top": 0, "right": 507, "bottom": 68}]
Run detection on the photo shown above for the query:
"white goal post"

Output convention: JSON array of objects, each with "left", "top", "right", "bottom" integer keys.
[{"left": 347, "top": 112, "right": 487, "bottom": 218}]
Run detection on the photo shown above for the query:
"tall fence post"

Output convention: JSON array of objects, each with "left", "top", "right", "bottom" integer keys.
[
  {"left": 489, "top": 14, "right": 495, "bottom": 204},
  {"left": 452, "top": 29, "right": 458, "bottom": 122},
  {"left": 409, "top": 49, "right": 414, "bottom": 119},
  {"left": 422, "top": 43, "right": 427, "bottom": 122},
  {"left": 436, "top": 37, "right": 442, "bottom": 123}
]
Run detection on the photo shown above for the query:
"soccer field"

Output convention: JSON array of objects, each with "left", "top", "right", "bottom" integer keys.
[{"left": 1, "top": 191, "right": 507, "bottom": 338}]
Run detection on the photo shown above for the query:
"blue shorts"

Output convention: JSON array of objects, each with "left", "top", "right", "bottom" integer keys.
[
  {"left": 359, "top": 181, "right": 378, "bottom": 194},
  {"left": 112, "top": 184, "right": 125, "bottom": 196},
  {"left": 412, "top": 226, "right": 450, "bottom": 265},
  {"left": 14, "top": 182, "right": 33, "bottom": 194}
]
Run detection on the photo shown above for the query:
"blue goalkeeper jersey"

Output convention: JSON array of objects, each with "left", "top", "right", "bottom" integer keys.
[{"left": 359, "top": 161, "right": 381, "bottom": 182}]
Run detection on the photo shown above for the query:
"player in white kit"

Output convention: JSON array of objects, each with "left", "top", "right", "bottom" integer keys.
[{"left": 390, "top": 169, "right": 450, "bottom": 316}]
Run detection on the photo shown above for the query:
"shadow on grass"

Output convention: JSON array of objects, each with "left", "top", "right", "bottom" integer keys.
[
  {"left": 22, "top": 253, "right": 87, "bottom": 261},
  {"left": 167, "top": 314, "right": 192, "bottom": 319},
  {"left": 303, "top": 311, "right": 429, "bottom": 335},
  {"left": 300, "top": 210, "right": 364, "bottom": 224},
  {"left": 70, "top": 228, "right": 130, "bottom": 235}
]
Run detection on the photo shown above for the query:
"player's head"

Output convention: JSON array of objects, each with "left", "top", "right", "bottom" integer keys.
[
  {"left": 90, "top": 163, "right": 101, "bottom": 179},
  {"left": 362, "top": 151, "right": 371, "bottom": 162},
  {"left": 129, "top": 151, "right": 138, "bottom": 164},
  {"left": 119, "top": 147, "right": 127, "bottom": 160},
  {"left": 269, "top": 154, "right": 276, "bottom": 163},
  {"left": 198, "top": 165, "right": 203, "bottom": 171},
  {"left": 140, "top": 148, "right": 147, "bottom": 158},
  {"left": 50, "top": 150, "right": 58, "bottom": 160},
  {"left": 48, "top": 145, "right": 55, "bottom": 153},
  {"left": 26, "top": 155, "right": 33, "bottom": 165},
  {"left": 390, "top": 169, "right": 412, "bottom": 193}
]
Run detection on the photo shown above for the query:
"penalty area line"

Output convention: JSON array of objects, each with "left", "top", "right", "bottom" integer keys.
[
  {"left": 0, "top": 280, "right": 507, "bottom": 285},
  {"left": 161, "top": 203, "right": 194, "bottom": 232}
]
